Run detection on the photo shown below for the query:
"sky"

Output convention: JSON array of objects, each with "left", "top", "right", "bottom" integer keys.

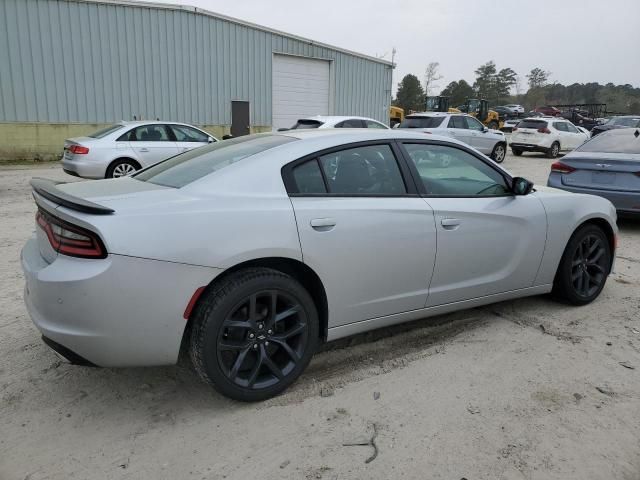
[{"left": 139, "top": 0, "right": 640, "bottom": 94}]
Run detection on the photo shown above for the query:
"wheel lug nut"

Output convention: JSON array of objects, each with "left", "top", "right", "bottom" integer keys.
[
  {"left": 265, "top": 341, "right": 269, "bottom": 346},
  {"left": 258, "top": 324, "right": 263, "bottom": 329},
  {"left": 267, "top": 330, "right": 273, "bottom": 335},
  {"left": 253, "top": 344, "right": 258, "bottom": 349},
  {"left": 249, "top": 333, "right": 255, "bottom": 339}
]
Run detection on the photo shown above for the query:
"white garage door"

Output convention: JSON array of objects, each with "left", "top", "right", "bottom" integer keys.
[{"left": 272, "top": 54, "right": 330, "bottom": 130}]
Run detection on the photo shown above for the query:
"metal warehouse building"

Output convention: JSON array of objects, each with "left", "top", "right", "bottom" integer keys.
[{"left": 0, "top": 0, "right": 393, "bottom": 160}]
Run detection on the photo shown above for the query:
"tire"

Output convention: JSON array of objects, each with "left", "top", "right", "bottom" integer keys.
[
  {"left": 487, "top": 120, "right": 499, "bottom": 130},
  {"left": 546, "top": 142, "right": 560, "bottom": 159},
  {"left": 490, "top": 143, "right": 506, "bottom": 163},
  {"left": 552, "top": 224, "right": 611, "bottom": 305},
  {"left": 511, "top": 148, "right": 523, "bottom": 156},
  {"left": 106, "top": 159, "right": 140, "bottom": 178},
  {"left": 190, "top": 268, "right": 319, "bottom": 401}
]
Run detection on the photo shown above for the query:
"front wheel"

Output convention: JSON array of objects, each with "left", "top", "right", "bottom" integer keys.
[
  {"left": 552, "top": 224, "right": 611, "bottom": 305},
  {"left": 490, "top": 143, "right": 506, "bottom": 163},
  {"left": 190, "top": 268, "right": 319, "bottom": 401},
  {"left": 106, "top": 159, "right": 140, "bottom": 178}
]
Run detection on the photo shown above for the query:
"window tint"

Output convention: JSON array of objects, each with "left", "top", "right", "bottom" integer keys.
[
  {"left": 465, "top": 116, "right": 485, "bottom": 131},
  {"left": 290, "top": 120, "right": 323, "bottom": 129},
  {"left": 121, "top": 125, "right": 170, "bottom": 142},
  {"left": 336, "top": 119, "right": 364, "bottom": 128},
  {"left": 448, "top": 116, "right": 466, "bottom": 129},
  {"left": 403, "top": 144, "right": 510, "bottom": 196},
  {"left": 292, "top": 160, "right": 326, "bottom": 194},
  {"left": 553, "top": 122, "right": 568, "bottom": 132},
  {"left": 88, "top": 124, "right": 125, "bottom": 139},
  {"left": 134, "top": 135, "right": 297, "bottom": 187},
  {"left": 576, "top": 130, "right": 640, "bottom": 154},
  {"left": 317, "top": 144, "right": 406, "bottom": 195},
  {"left": 365, "top": 120, "right": 387, "bottom": 129},
  {"left": 398, "top": 116, "right": 445, "bottom": 128},
  {"left": 171, "top": 125, "right": 210, "bottom": 142},
  {"left": 518, "top": 120, "right": 548, "bottom": 129},
  {"left": 565, "top": 123, "right": 579, "bottom": 133}
]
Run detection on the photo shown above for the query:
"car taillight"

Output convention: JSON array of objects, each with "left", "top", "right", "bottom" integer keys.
[
  {"left": 550, "top": 162, "right": 575, "bottom": 174},
  {"left": 537, "top": 127, "right": 551, "bottom": 134},
  {"left": 36, "top": 209, "right": 106, "bottom": 259},
  {"left": 69, "top": 145, "right": 89, "bottom": 154}
]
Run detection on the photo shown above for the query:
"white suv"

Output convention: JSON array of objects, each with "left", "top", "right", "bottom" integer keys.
[
  {"left": 510, "top": 117, "right": 589, "bottom": 158},
  {"left": 397, "top": 112, "right": 507, "bottom": 163}
]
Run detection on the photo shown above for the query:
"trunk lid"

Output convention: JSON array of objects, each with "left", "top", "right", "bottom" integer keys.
[{"left": 559, "top": 153, "right": 640, "bottom": 192}]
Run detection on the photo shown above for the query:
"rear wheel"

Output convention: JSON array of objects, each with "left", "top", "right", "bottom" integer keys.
[
  {"left": 106, "top": 159, "right": 140, "bottom": 178},
  {"left": 511, "top": 148, "right": 523, "bottom": 156},
  {"left": 546, "top": 142, "right": 560, "bottom": 159},
  {"left": 190, "top": 268, "right": 318, "bottom": 401},
  {"left": 490, "top": 143, "right": 506, "bottom": 163},
  {"left": 552, "top": 224, "right": 611, "bottom": 305}
]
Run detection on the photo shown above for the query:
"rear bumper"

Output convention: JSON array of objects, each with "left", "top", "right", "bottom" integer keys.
[
  {"left": 547, "top": 174, "right": 640, "bottom": 214},
  {"left": 61, "top": 156, "right": 107, "bottom": 179},
  {"left": 510, "top": 142, "right": 550, "bottom": 153},
  {"left": 21, "top": 235, "right": 223, "bottom": 367}
]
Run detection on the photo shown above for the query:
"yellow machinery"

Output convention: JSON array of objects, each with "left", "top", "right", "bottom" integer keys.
[
  {"left": 390, "top": 106, "right": 404, "bottom": 127},
  {"left": 461, "top": 99, "right": 502, "bottom": 130}
]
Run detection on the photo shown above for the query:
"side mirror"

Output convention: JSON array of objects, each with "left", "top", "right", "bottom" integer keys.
[
  {"left": 482, "top": 127, "right": 489, "bottom": 133},
  {"left": 512, "top": 177, "right": 534, "bottom": 196},
  {"left": 207, "top": 136, "right": 214, "bottom": 143},
  {"left": 277, "top": 127, "right": 289, "bottom": 132}
]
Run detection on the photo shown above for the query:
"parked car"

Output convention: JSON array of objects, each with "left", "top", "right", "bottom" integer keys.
[
  {"left": 590, "top": 115, "right": 640, "bottom": 137},
  {"left": 534, "top": 106, "right": 562, "bottom": 116},
  {"left": 560, "top": 110, "right": 600, "bottom": 131},
  {"left": 504, "top": 104, "right": 525, "bottom": 114},
  {"left": 501, "top": 117, "right": 522, "bottom": 133},
  {"left": 492, "top": 106, "right": 515, "bottom": 117},
  {"left": 510, "top": 117, "right": 589, "bottom": 158},
  {"left": 279, "top": 116, "right": 389, "bottom": 131},
  {"left": 23, "top": 129, "right": 617, "bottom": 401},
  {"left": 547, "top": 128, "right": 640, "bottom": 216},
  {"left": 62, "top": 121, "right": 217, "bottom": 179},
  {"left": 397, "top": 112, "right": 507, "bottom": 163}
]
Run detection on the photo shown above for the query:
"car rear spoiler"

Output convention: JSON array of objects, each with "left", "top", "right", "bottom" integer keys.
[{"left": 30, "top": 178, "right": 115, "bottom": 215}]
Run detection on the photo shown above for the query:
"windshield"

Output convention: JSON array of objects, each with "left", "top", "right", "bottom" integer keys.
[
  {"left": 398, "top": 116, "right": 445, "bottom": 128},
  {"left": 88, "top": 124, "right": 124, "bottom": 138},
  {"left": 576, "top": 130, "right": 640, "bottom": 154},
  {"left": 607, "top": 117, "right": 640, "bottom": 127},
  {"left": 134, "top": 135, "right": 297, "bottom": 187},
  {"left": 290, "top": 120, "right": 324, "bottom": 129}
]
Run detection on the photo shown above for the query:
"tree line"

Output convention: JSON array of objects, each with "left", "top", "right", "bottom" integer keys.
[{"left": 394, "top": 61, "right": 640, "bottom": 115}]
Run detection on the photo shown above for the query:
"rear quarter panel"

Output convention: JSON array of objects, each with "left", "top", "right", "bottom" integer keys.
[{"left": 533, "top": 187, "right": 617, "bottom": 285}]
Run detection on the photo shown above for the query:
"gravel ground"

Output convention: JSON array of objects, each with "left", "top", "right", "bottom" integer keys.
[{"left": 1, "top": 153, "right": 640, "bottom": 480}]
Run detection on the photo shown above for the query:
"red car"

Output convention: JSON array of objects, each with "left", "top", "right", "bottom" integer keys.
[{"left": 534, "top": 106, "right": 562, "bottom": 116}]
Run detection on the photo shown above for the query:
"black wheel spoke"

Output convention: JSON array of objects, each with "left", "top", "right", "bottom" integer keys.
[
  {"left": 223, "top": 319, "right": 252, "bottom": 330},
  {"left": 270, "top": 338, "right": 300, "bottom": 362},
  {"left": 248, "top": 294, "right": 258, "bottom": 321},
  {"left": 266, "top": 291, "right": 279, "bottom": 328},
  {"left": 228, "top": 347, "right": 251, "bottom": 381},
  {"left": 219, "top": 338, "right": 250, "bottom": 351},
  {"left": 246, "top": 354, "right": 263, "bottom": 387},
  {"left": 581, "top": 271, "right": 591, "bottom": 295},
  {"left": 589, "top": 248, "right": 604, "bottom": 263},
  {"left": 260, "top": 345, "right": 284, "bottom": 379},
  {"left": 588, "top": 263, "right": 605, "bottom": 274},
  {"left": 275, "top": 305, "right": 300, "bottom": 324},
  {"left": 587, "top": 238, "right": 600, "bottom": 256},
  {"left": 274, "top": 322, "right": 306, "bottom": 340}
]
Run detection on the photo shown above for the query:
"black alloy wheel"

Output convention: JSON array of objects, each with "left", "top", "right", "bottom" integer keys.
[{"left": 217, "top": 290, "right": 308, "bottom": 390}]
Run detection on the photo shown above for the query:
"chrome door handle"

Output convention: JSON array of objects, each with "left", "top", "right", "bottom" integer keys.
[
  {"left": 441, "top": 218, "right": 460, "bottom": 229},
  {"left": 138, "top": 148, "right": 149, "bottom": 152},
  {"left": 310, "top": 218, "right": 336, "bottom": 231}
]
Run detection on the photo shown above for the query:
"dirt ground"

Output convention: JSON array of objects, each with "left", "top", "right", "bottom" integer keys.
[{"left": 1, "top": 152, "right": 640, "bottom": 480}]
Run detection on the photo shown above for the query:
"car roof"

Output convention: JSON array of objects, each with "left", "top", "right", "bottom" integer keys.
[
  {"left": 405, "top": 112, "right": 455, "bottom": 117},
  {"left": 297, "top": 115, "right": 382, "bottom": 122},
  {"left": 275, "top": 128, "right": 453, "bottom": 142},
  {"left": 115, "top": 120, "right": 199, "bottom": 127}
]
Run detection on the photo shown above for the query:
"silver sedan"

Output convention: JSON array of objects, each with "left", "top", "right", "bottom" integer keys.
[
  {"left": 61, "top": 121, "right": 217, "bottom": 179},
  {"left": 22, "top": 129, "right": 617, "bottom": 401}
]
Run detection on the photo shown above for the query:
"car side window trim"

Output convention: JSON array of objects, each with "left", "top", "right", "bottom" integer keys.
[
  {"left": 282, "top": 140, "right": 419, "bottom": 197},
  {"left": 395, "top": 140, "right": 514, "bottom": 198}
]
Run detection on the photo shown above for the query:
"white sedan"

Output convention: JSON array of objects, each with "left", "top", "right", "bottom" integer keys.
[
  {"left": 279, "top": 115, "right": 389, "bottom": 131},
  {"left": 62, "top": 121, "right": 217, "bottom": 179},
  {"left": 23, "top": 129, "right": 616, "bottom": 401}
]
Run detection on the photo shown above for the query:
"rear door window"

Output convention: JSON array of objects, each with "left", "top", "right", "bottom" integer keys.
[
  {"left": 448, "top": 116, "right": 467, "bottom": 129},
  {"left": 365, "top": 120, "right": 388, "bottom": 129},
  {"left": 553, "top": 122, "right": 568, "bottom": 132},
  {"left": 336, "top": 119, "right": 365, "bottom": 128},
  {"left": 170, "top": 125, "right": 210, "bottom": 142}
]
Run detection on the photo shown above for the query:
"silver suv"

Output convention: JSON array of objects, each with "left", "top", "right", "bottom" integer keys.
[{"left": 398, "top": 112, "right": 507, "bottom": 163}]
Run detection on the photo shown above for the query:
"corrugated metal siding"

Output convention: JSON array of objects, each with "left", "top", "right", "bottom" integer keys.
[{"left": 0, "top": 0, "right": 392, "bottom": 125}]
